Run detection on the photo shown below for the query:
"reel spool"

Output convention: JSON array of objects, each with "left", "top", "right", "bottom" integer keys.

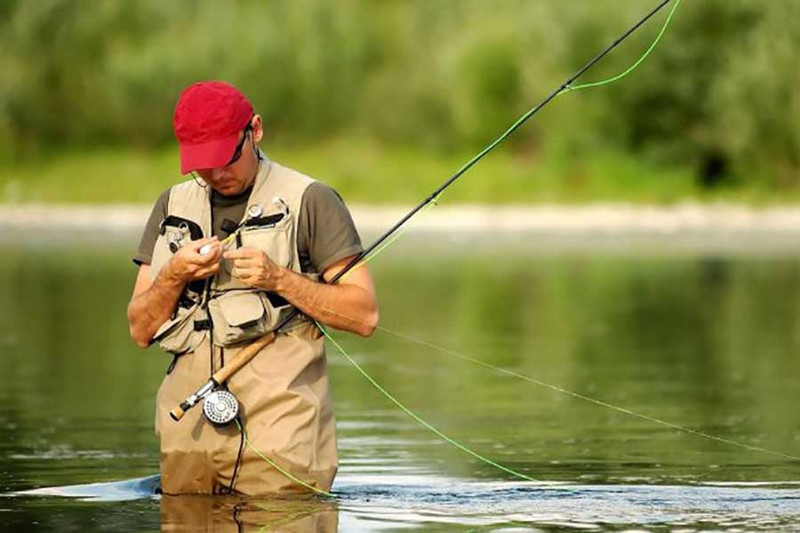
[{"left": 202, "top": 389, "right": 240, "bottom": 426}]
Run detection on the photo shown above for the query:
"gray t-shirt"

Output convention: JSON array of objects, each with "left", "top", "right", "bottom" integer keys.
[{"left": 134, "top": 180, "right": 363, "bottom": 275}]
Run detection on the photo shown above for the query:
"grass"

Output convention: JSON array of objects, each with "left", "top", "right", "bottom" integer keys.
[{"left": 0, "top": 137, "right": 790, "bottom": 206}]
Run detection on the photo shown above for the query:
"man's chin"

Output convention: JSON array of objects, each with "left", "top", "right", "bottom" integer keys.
[{"left": 214, "top": 185, "right": 242, "bottom": 197}]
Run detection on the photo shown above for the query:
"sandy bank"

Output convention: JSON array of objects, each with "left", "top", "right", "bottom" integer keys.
[{"left": 2, "top": 203, "right": 800, "bottom": 235}]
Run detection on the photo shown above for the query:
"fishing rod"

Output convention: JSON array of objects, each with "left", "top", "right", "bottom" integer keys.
[{"left": 171, "top": 0, "right": 678, "bottom": 424}]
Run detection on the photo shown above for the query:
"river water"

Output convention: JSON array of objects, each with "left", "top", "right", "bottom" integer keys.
[{"left": 1, "top": 227, "right": 800, "bottom": 531}]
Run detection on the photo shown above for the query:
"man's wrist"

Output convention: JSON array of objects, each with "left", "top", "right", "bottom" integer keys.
[
  {"left": 272, "top": 266, "right": 291, "bottom": 293},
  {"left": 159, "top": 260, "right": 187, "bottom": 289}
]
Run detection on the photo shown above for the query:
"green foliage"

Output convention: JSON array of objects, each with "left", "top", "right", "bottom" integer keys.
[
  {"left": 0, "top": 0, "right": 799, "bottom": 195},
  {"left": 0, "top": 139, "right": 709, "bottom": 205}
]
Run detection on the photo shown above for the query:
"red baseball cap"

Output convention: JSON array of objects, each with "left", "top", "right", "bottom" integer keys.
[{"left": 173, "top": 81, "right": 254, "bottom": 174}]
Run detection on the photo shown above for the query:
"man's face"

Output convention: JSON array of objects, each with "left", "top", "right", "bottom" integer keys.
[{"left": 195, "top": 116, "right": 263, "bottom": 196}]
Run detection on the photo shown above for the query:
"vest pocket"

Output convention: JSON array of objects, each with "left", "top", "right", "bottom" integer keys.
[
  {"left": 238, "top": 221, "right": 293, "bottom": 269},
  {"left": 208, "top": 291, "right": 275, "bottom": 347},
  {"left": 153, "top": 304, "right": 207, "bottom": 355}
]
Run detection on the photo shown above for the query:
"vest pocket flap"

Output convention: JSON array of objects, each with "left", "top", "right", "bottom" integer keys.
[
  {"left": 153, "top": 316, "right": 180, "bottom": 341},
  {"left": 153, "top": 304, "right": 206, "bottom": 355},
  {"left": 217, "top": 292, "right": 265, "bottom": 327}
]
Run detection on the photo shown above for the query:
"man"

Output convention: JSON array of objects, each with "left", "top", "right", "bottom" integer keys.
[{"left": 127, "top": 81, "right": 378, "bottom": 495}]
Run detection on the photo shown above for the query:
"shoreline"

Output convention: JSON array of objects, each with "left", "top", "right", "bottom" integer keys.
[{"left": 2, "top": 202, "right": 800, "bottom": 234}]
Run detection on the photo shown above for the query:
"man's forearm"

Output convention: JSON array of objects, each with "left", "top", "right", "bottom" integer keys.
[
  {"left": 127, "top": 270, "right": 186, "bottom": 348},
  {"left": 274, "top": 268, "right": 378, "bottom": 337}
]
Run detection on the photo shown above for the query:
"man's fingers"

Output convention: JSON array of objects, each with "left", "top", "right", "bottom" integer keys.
[
  {"left": 182, "top": 238, "right": 222, "bottom": 265},
  {"left": 223, "top": 247, "right": 260, "bottom": 260},
  {"left": 230, "top": 256, "right": 259, "bottom": 268},
  {"left": 232, "top": 265, "right": 255, "bottom": 278},
  {"left": 195, "top": 263, "right": 220, "bottom": 279}
]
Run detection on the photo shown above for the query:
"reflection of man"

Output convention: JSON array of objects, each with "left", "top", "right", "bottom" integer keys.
[
  {"left": 127, "top": 81, "right": 378, "bottom": 495},
  {"left": 161, "top": 494, "right": 338, "bottom": 532}
]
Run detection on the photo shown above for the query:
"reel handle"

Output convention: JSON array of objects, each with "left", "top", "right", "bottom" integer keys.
[
  {"left": 170, "top": 332, "right": 277, "bottom": 422},
  {"left": 169, "top": 402, "right": 188, "bottom": 422}
]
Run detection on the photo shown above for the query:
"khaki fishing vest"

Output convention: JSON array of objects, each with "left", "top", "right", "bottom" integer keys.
[{"left": 149, "top": 156, "right": 314, "bottom": 355}]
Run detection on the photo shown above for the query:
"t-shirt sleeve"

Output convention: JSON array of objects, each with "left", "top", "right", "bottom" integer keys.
[
  {"left": 297, "top": 182, "right": 363, "bottom": 274},
  {"left": 133, "top": 188, "right": 171, "bottom": 266}
]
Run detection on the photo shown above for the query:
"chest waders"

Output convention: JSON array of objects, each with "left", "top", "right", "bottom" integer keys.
[{"left": 150, "top": 156, "right": 338, "bottom": 495}]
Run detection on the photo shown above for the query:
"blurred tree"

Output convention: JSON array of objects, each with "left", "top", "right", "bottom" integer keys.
[{"left": 0, "top": 0, "right": 798, "bottom": 191}]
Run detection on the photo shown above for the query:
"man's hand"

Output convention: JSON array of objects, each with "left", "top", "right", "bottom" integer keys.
[
  {"left": 127, "top": 236, "right": 222, "bottom": 348},
  {"left": 165, "top": 236, "right": 222, "bottom": 282},
  {"left": 224, "top": 247, "right": 282, "bottom": 290}
]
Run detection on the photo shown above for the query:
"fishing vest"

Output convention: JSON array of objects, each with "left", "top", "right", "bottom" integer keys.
[{"left": 149, "top": 156, "right": 315, "bottom": 355}]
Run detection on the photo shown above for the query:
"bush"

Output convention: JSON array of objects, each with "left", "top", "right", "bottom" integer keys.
[{"left": 1, "top": 0, "right": 798, "bottom": 191}]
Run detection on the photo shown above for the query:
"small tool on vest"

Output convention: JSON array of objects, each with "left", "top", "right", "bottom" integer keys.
[
  {"left": 273, "top": 197, "right": 289, "bottom": 216},
  {"left": 167, "top": 222, "right": 191, "bottom": 253}
]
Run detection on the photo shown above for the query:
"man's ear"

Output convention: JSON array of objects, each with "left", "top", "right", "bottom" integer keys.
[{"left": 252, "top": 114, "right": 264, "bottom": 143}]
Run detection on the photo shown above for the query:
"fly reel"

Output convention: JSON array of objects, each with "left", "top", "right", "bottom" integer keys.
[{"left": 202, "top": 388, "right": 239, "bottom": 426}]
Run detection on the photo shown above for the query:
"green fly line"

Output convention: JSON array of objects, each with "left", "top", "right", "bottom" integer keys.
[
  {"left": 242, "top": 0, "right": 695, "bottom": 490},
  {"left": 361, "top": 194, "right": 441, "bottom": 266},
  {"left": 343, "top": 194, "right": 442, "bottom": 280},
  {"left": 315, "top": 305, "right": 800, "bottom": 475},
  {"left": 235, "top": 418, "right": 334, "bottom": 497},
  {"left": 560, "top": 0, "right": 681, "bottom": 95},
  {"left": 370, "top": 323, "right": 800, "bottom": 463},
  {"left": 318, "top": 323, "right": 540, "bottom": 482}
]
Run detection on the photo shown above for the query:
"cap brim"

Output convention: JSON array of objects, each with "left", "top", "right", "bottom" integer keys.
[{"left": 179, "top": 134, "right": 240, "bottom": 175}]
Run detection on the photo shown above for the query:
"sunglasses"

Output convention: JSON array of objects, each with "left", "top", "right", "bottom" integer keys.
[{"left": 226, "top": 120, "right": 254, "bottom": 166}]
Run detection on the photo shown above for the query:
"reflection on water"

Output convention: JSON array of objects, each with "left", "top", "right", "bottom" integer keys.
[
  {"left": 161, "top": 494, "right": 339, "bottom": 532},
  {"left": 8, "top": 475, "right": 800, "bottom": 531},
  {"left": 2, "top": 228, "right": 800, "bottom": 530}
]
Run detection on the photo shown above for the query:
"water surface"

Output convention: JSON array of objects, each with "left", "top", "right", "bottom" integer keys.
[{"left": 2, "top": 228, "right": 800, "bottom": 531}]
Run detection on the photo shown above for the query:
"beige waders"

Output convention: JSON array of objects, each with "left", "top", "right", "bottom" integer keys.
[{"left": 155, "top": 322, "right": 338, "bottom": 495}]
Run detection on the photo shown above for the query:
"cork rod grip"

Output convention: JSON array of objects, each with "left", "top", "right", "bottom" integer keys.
[{"left": 212, "top": 332, "right": 277, "bottom": 385}]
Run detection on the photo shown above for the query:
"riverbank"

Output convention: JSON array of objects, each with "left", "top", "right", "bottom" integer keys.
[{"left": 3, "top": 202, "right": 800, "bottom": 234}]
